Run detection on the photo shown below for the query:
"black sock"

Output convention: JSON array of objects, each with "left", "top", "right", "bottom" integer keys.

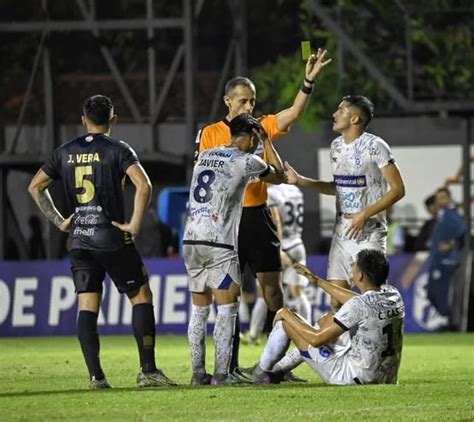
[
  {"left": 77, "top": 310, "right": 104, "bottom": 380},
  {"left": 132, "top": 303, "right": 157, "bottom": 374},
  {"left": 229, "top": 314, "right": 240, "bottom": 372},
  {"left": 264, "top": 310, "right": 277, "bottom": 335}
]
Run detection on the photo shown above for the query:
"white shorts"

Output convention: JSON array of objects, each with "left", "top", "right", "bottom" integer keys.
[
  {"left": 183, "top": 244, "right": 241, "bottom": 293},
  {"left": 301, "top": 337, "right": 360, "bottom": 385},
  {"left": 327, "top": 231, "right": 386, "bottom": 286},
  {"left": 282, "top": 243, "right": 307, "bottom": 287}
]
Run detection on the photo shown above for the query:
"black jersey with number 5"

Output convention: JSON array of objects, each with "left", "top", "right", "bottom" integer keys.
[{"left": 42, "top": 133, "right": 139, "bottom": 251}]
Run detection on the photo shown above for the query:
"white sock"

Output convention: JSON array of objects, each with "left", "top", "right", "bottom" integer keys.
[
  {"left": 187, "top": 304, "right": 210, "bottom": 375},
  {"left": 249, "top": 297, "right": 267, "bottom": 338},
  {"left": 293, "top": 295, "right": 312, "bottom": 324},
  {"left": 239, "top": 299, "right": 250, "bottom": 323},
  {"left": 213, "top": 302, "right": 239, "bottom": 376},
  {"left": 259, "top": 321, "right": 290, "bottom": 372},
  {"left": 272, "top": 348, "right": 304, "bottom": 373}
]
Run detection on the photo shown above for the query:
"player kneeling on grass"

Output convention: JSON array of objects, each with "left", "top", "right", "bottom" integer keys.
[
  {"left": 241, "top": 249, "right": 405, "bottom": 385},
  {"left": 184, "top": 113, "right": 285, "bottom": 385}
]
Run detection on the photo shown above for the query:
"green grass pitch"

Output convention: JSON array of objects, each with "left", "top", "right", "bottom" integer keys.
[{"left": 0, "top": 333, "right": 473, "bottom": 421}]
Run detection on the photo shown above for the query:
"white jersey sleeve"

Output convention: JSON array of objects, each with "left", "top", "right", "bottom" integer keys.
[
  {"left": 267, "top": 185, "right": 282, "bottom": 208},
  {"left": 245, "top": 154, "right": 269, "bottom": 179},
  {"left": 334, "top": 296, "right": 366, "bottom": 331},
  {"left": 370, "top": 137, "right": 394, "bottom": 169}
]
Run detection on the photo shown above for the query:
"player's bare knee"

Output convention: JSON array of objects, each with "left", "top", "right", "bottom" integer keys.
[{"left": 127, "top": 283, "right": 152, "bottom": 304}]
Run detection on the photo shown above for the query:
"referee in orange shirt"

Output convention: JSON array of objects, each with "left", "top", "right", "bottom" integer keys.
[{"left": 194, "top": 48, "right": 331, "bottom": 375}]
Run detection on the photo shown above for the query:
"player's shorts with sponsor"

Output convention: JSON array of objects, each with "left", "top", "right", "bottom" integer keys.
[
  {"left": 300, "top": 340, "right": 363, "bottom": 385},
  {"left": 282, "top": 242, "right": 308, "bottom": 287},
  {"left": 69, "top": 244, "right": 148, "bottom": 294},
  {"left": 327, "top": 216, "right": 387, "bottom": 285},
  {"left": 238, "top": 205, "right": 282, "bottom": 274},
  {"left": 183, "top": 241, "right": 241, "bottom": 292}
]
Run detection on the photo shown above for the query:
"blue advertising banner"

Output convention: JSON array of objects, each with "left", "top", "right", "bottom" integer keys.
[{"left": 0, "top": 253, "right": 447, "bottom": 337}]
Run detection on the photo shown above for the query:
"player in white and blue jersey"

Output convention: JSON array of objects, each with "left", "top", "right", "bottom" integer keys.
[
  {"left": 243, "top": 249, "right": 405, "bottom": 385},
  {"left": 285, "top": 95, "right": 405, "bottom": 307},
  {"left": 184, "top": 113, "right": 285, "bottom": 385},
  {"left": 268, "top": 184, "right": 311, "bottom": 321}
]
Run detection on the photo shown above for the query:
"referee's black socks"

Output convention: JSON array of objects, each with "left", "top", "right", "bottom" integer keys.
[
  {"left": 132, "top": 303, "right": 157, "bottom": 374},
  {"left": 264, "top": 309, "right": 277, "bottom": 335},
  {"left": 77, "top": 310, "right": 105, "bottom": 381}
]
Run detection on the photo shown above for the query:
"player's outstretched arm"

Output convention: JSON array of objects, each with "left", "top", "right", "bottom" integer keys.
[
  {"left": 275, "top": 48, "right": 332, "bottom": 132},
  {"left": 285, "top": 161, "right": 336, "bottom": 195},
  {"left": 112, "top": 163, "right": 152, "bottom": 236},
  {"left": 28, "top": 169, "right": 71, "bottom": 232},
  {"left": 294, "top": 263, "right": 358, "bottom": 305}
]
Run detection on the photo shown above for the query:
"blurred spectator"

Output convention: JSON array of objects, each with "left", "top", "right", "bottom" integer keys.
[
  {"left": 28, "top": 215, "right": 46, "bottom": 259},
  {"left": 427, "top": 187, "right": 466, "bottom": 319},
  {"left": 134, "top": 208, "right": 179, "bottom": 258},
  {"left": 413, "top": 195, "right": 437, "bottom": 252},
  {"left": 386, "top": 208, "right": 405, "bottom": 255}
]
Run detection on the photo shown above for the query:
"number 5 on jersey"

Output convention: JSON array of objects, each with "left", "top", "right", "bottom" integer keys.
[{"left": 75, "top": 165, "right": 95, "bottom": 204}]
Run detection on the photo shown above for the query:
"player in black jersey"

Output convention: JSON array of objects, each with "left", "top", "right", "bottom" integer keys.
[{"left": 28, "top": 95, "right": 176, "bottom": 389}]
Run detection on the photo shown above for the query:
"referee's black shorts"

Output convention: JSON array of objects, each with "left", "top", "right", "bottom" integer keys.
[
  {"left": 70, "top": 244, "right": 148, "bottom": 294},
  {"left": 238, "top": 204, "right": 282, "bottom": 275}
]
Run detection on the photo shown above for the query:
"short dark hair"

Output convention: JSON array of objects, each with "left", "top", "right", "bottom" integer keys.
[
  {"left": 341, "top": 95, "right": 374, "bottom": 128},
  {"left": 83, "top": 95, "right": 114, "bottom": 126},
  {"left": 225, "top": 77, "right": 255, "bottom": 96},
  {"left": 229, "top": 113, "right": 262, "bottom": 137},
  {"left": 436, "top": 187, "right": 451, "bottom": 197},
  {"left": 356, "top": 249, "right": 389, "bottom": 287},
  {"left": 424, "top": 194, "right": 436, "bottom": 208}
]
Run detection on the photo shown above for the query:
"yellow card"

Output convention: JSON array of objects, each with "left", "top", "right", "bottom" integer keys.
[{"left": 301, "top": 41, "right": 311, "bottom": 60}]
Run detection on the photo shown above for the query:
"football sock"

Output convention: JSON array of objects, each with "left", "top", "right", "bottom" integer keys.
[
  {"left": 291, "top": 295, "right": 312, "bottom": 324},
  {"left": 132, "top": 303, "right": 157, "bottom": 374},
  {"left": 263, "top": 309, "right": 277, "bottom": 335},
  {"left": 247, "top": 300, "right": 255, "bottom": 318},
  {"left": 249, "top": 297, "right": 267, "bottom": 338},
  {"left": 229, "top": 313, "right": 240, "bottom": 371},
  {"left": 214, "top": 302, "right": 239, "bottom": 375},
  {"left": 77, "top": 310, "right": 105, "bottom": 380},
  {"left": 187, "top": 304, "right": 210, "bottom": 375},
  {"left": 272, "top": 348, "right": 304, "bottom": 373},
  {"left": 259, "top": 320, "right": 290, "bottom": 372}
]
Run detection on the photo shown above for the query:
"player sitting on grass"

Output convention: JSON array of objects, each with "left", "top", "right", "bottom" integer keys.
[{"left": 241, "top": 249, "right": 405, "bottom": 385}]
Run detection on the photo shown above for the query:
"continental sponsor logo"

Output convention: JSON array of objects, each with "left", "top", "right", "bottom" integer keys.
[{"left": 334, "top": 175, "right": 367, "bottom": 188}]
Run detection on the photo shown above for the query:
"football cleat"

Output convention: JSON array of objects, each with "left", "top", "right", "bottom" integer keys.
[
  {"left": 136, "top": 369, "right": 178, "bottom": 388},
  {"left": 240, "top": 332, "right": 261, "bottom": 346},
  {"left": 270, "top": 370, "right": 308, "bottom": 383},
  {"left": 89, "top": 376, "right": 112, "bottom": 390},
  {"left": 237, "top": 364, "right": 271, "bottom": 385},
  {"left": 211, "top": 371, "right": 252, "bottom": 386},
  {"left": 190, "top": 372, "right": 213, "bottom": 386},
  {"left": 282, "top": 370, "right": 308, "bottom": 383}
]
